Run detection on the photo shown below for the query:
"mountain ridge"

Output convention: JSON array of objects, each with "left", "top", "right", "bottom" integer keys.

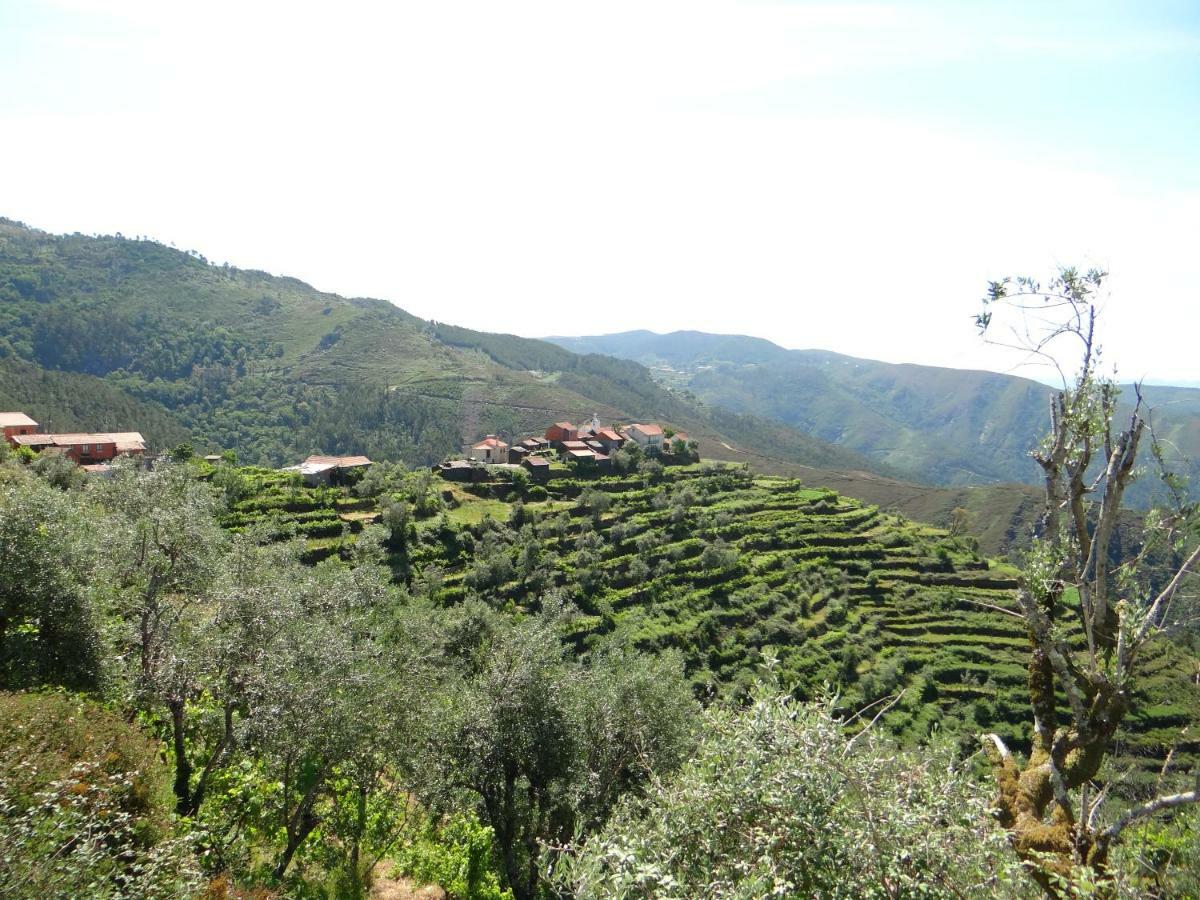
[{"left": 545, "top": 329, "right": 1200, "bottom": 505}]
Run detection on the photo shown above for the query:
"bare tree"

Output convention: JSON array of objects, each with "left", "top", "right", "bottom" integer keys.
[{"left": 976, "top": 267, "right": 1199, "bottom": 893}]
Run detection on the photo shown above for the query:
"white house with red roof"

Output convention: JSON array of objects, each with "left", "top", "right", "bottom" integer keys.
[
  {"left": 468, "top": 435, "right": 509, "bottom": 465},
  {"left": 624, "top": 423, "right": 665, "bottom": 453}
]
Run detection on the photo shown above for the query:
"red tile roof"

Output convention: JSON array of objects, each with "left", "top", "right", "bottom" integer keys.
[
  {"left": 595, "top": 428, "right": 622, "bottom": 442},
  {"left": 472, "top": 436, "right": 508, "bottom": 450},
  {"left": 630, "top": 423, "right": 663, "bottom": 436},
  {"left": 0, "top": 412, "right": 38, "bottom": 428}
]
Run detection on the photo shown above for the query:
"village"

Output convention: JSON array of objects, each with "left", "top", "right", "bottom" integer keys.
[
  {"left": 1, "top": 409, "right": 697, "bottom": 486},
  {"left": 437, "top": 416, "right": 698, "bottom": 484}
]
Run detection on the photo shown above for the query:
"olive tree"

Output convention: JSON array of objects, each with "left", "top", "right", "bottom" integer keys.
[
  {"left": 976, "top": 268, "right": 1200, "bottom": 892},
  {"left": 556, "top": 680, "right": 1022, "bottom": 898},
  {"left": 415, "top": 602, "right": 699, "bottom": 900}
]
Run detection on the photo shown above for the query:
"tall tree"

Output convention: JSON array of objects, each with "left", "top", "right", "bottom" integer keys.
[{"left": 976, "top": 268, "right": 1200, "bottom": 892}]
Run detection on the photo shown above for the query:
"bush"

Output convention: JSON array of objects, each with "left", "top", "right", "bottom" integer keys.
[
  {"left": 555, "top": 685, "right": 1023, "bottom": 898},
  {"left": 393, "top": 813, "right": 512, "bottom": 900}
]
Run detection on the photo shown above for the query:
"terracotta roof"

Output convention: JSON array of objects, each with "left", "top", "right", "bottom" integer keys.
[
  {"left": 303, "top": 454, "right": 373, "bottom": 468},
  {"left": 566, "top": 448, "right": 595, "bottom": 459},
  {"left": 12, "top": 434, "right": 55, "bottom": 447},
  {"left": 553, "top": 421, "right": 574, "bottom": 430},
  {"left": 0, "top": 412, "right": 38, "bottom": 428},
  {"left": 561, "top": 440, "right": 588, "bottom": 450},
  {"left": 595, "top": 428, "right": 622, "bottom": 442},
  {"left": 472, "top": 436, "right": 508, "bottom": 450},
  {"left": 630, "top": 423, "right": 663, "bottom": 436}
]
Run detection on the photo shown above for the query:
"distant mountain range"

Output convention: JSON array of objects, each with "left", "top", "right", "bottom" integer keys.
[
  {"left": 0, "top": 220, "right": 878, "bottom": 476},
  {"left": 6, "top": 217, "right": 1191, "bottom": 552},
  {"left": 546, "top": 330, "right": 1200, "bottom": 508}
]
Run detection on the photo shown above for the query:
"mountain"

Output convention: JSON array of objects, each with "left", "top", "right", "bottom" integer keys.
[
  {"left": 547, "top": 330, "right": 1200, "bottom": 505},
  {"left": 0, "top": 220, "right": 881, "bottom": 475}
]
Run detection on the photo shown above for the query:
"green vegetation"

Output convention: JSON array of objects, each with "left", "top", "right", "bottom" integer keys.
[
  {"left": 0, "top": 439, "right": 1197, "bottom": 896},
  {"left": 0, "top": 219, "right": 876, "bottom": 473},
  {"left": 548, "top": 329, "right": 1200, "bottom": 506}
]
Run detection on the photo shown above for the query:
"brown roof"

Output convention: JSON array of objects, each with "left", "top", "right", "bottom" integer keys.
[
  {"left": 561, "top": 440, "right": 589, "bottom": 450},
  {"left": 567, "top": 449, "right": 595, "bottom": 459},
  {"left": 523, "top": 456, "right": 551, "bottom": 467},
  {"left": 12, "top": 431, "right": 146, "bottom": 451},
  {"left": 553, "top": 421, "right": 574, "bottom": 430},
  {"left": 595, "top": 428, "right": 622, "bottom": 441},
  {"left": 0, "top": 412, "right": 38, "bottom": 428}
]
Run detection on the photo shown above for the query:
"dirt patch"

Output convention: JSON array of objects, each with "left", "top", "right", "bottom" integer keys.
[{"left": 370, "top": 866, "right": 446, "bottom": 900}]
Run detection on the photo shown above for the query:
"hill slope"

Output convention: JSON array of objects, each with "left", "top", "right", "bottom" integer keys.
[
  {"left": 221, "top": 460, "right": 1199, "bottom": 787},
  {"left": 0, "top": 220, "right": 876, "bottom": 473},
  {"left": 547, "top": 330, "right": 1200, "bottom": 503}
]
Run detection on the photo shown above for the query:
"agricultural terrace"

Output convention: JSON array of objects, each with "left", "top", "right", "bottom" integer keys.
[{"left": 214, "top": 459, "right": 1200, "bottom": 793}]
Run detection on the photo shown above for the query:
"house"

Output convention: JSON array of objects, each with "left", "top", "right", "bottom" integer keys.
[
  {"left": 593, "top": 452, "right": 613, "bottom": 472},
  {"left": 584, "top": 439, "right": 606, "bottom": 454},
  {"left": 521, "top": 456, "right": 552, "bottom": 483},
  {"left": 438, "top": 458, "right": 487, "bottom": 482},
  {"left": 593, "top": 428, "right": 624, "bottom": 452},
  {"left": 558, "top": 439, "right": 589, "bottom": 459},
  {"left": 624, "top": 423, "right": 665, "bottom": 453},
  {"left": 438, "top": 459, "right": 475, "bottom": 482},
  {"left": 468, "top": 435, "right": 509, "bottom": 465},
  {"left": 566, "top": 448, "right": 596, "bottom": 464},
  {"left": 1, "top": 412, "right": 39, "bottom": 444},
  {"left": 284, "top": 454, "right": 373, "bottom": 486},
  {"left": 507, "top": 445, "right": 529, "bottom": 464},
  {"left": 12, "top": 431, "right": 146, "bottom": 464},
  {"left": 520, "top": 437, "right": 549, "bottom": 452},
  {"left": 545, "top": 422, "right": 578, "bottom": 445}
]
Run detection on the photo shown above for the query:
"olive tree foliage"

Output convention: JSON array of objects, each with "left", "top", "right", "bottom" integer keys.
[
  {"left": 88, "top": 460, "right": 228, "bottom": 814},
  {"left": 976, "top": 268, "right": 1200, "bottom": 891},
  {"left": 413, "top": 600, "right": 699, "bottom": 900},
  {"left": 0, "top": 473, "right": 106, "bottom": 689},
  {"left": 555, "top": 680, "right": 1025, "bottom": 899}
]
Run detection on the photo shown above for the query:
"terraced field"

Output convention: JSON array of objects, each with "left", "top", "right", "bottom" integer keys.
[
  {"left": 215, "top": 461, "right": 1200, "bottom": 791},
  {"left": 213, "top": 466, "right": 376, "bottom": 562}
]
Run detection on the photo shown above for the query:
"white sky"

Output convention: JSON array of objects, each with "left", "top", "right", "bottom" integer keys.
[{"left": 2, "top": 1, "right": 1198, "bottom": 383}]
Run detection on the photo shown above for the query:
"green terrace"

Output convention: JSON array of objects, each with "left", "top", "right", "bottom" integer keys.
[{"left": 212, "top": 460, "right": 1200, "bottom": 790}]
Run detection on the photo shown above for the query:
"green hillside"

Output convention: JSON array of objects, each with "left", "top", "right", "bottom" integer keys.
[
  {"left": 219, "top": 459, "right": 1199, "bottom": 787},
  {"left": 0, "top": 220, "right": 877, "bottom": 474},
  {"left": 547, "top": 330, "right": 1200, "bottom": 505}
]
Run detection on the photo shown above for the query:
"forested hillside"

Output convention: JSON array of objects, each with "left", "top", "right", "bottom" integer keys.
[
  {"left": 548, "top": 330, "right": 1200, "bottom": 505},
  {"left": 0, "top": 220, "right": 875, "bottom": 474}
]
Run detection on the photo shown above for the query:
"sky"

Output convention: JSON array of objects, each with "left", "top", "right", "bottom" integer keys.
[{"left": 2, "top": 1, "right": 1198, "bottom": 384}]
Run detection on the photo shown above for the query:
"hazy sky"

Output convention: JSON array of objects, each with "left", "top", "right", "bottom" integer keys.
[{"left": 2, "top": 1, "right": 1198, "bottom": 383}]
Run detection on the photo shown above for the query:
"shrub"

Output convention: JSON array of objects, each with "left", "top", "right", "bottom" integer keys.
[{"left": 555, "top": 686, "right": 1023, "bottom": 898}]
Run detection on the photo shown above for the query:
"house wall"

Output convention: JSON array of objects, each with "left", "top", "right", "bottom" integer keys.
[{"left": 2, "top": 424, "right": 38, "bottom": 444}]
